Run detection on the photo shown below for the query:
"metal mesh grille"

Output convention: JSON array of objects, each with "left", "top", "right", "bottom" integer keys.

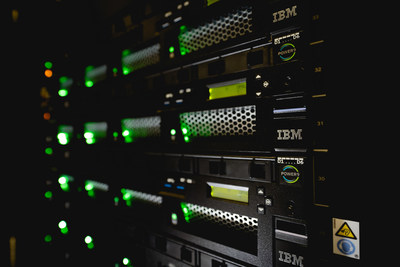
[
  {"left": 179, "top": 105, "right": 256, "bottom": 137},
  {"left": 123, "top": 189, "right": 163, "bottom": 205},
  {"left": 122, "top": 43, "right": 160, "bottom": 74},
  {"left": 182, "top": 202, "right": 258, "bottom": 233},
  {"left": 121, "top": 116, "right": 161, "bottom": 138},
  {"left": 178, "top": 6, "right": 253, "bottom": 55}
]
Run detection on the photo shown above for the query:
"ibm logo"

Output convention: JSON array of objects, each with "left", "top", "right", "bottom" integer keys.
[
  {"left": 277, "top": 129, "right": 303, "bottom": 140},
  {"left": 272, "top": 5, "right": 298, "bottom": 23}
]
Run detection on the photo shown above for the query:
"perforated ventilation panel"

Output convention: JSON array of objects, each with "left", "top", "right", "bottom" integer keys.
[
  {"left": 184, "top": 202, "right": 258, "bottom": 233},
  {"left": 179, "top": 105, "right": 256, "bottom": 138},
  {"left": 125, "top": 189, "right": 163, "bottom": 205},
  {"left": 122, "top": 43, "right": 160, "bottom": 74},
  {"left": 121, "top": 116, "right": 161, "bottom": 138},
  {"left": 178, "top": 6, "right": 253, "bottom": 55}
]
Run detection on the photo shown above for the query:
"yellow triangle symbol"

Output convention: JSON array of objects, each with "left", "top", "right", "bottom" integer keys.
[{"left": 335, "top": 222, "right": 357, "bottom": 239}]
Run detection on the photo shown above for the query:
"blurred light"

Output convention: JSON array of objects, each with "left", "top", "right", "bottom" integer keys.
[
  {"left": 58, "top": 220, "right": 67, "bottom": 229},
  {"left": 57, "top": 219, "right": 69, "bottom": 234},
  {"left": 44, "top": 69, "right": 53, "bottom": 78},
  {"left": 85, "top": 183, "right": 94, "bottom": 191},
  {"left": 58, "top": 176, "right": 67, "bottom": 185},
  {"left": 12, "top": 9, "right": 19, "bottom": 23},
  {"left": 84, "top": 235, "right": 93, "bottom": 244},
  {"left": 171, "top": 213, "right": 178, "bottom": 225},
  {"left": 84, "top": 132, "right": 94, "bottom": 139},
  {"left": 122, "top": 130, "right": 130, "bottom": 137},
  {"left": 123, "top": 258, "right": 131, "bottom": 265},
  {"left": 44, "top": 234, "right": 52, "bottom": 243},
  {"left": 57, "top": 133, "right": 69, "bottom": 145},
  {"left": 170, "top": 129, "right": 176, "bottom": 135},
  {"left": 43, "top": 112, "right": 51, "bottom": 120},
  {"left": 44, "top": 191, "right": 53, "bottom": 199},
  {"left": 84, "top": 235, "right": 94, "bottom": 249},
  {"left": 45, "top": 147, "right": 53, "bottom": 155},
  {"left": 84, "top": 132, "right": 95, "bottom": 144},
  {"left": 85, "top": 80, "right": 94, "bottom": 87},
  {"left": 44, "top": 61, "right": 53, "bottom": 69},
  {"left": 58, "top": 89, "right": 68, "bottom": 97}
]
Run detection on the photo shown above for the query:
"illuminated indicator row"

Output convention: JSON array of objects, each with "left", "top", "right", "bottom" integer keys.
[{"left": 48, "top": 104, "right": 255, "bottom": 149}]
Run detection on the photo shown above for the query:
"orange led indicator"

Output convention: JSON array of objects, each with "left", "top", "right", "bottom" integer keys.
[
  {"left": 44, "top": 69, "right": 53, "bottom": 78},
  {"left": 43, "top": 112, "right": 51, "bottom": 120}
]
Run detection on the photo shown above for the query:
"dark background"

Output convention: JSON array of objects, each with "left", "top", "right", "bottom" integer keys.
[{"left": 4, "top": 1, "right": 373, "bottom": 266}]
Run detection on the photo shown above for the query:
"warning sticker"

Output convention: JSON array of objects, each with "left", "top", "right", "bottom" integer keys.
[
  {"left": 332, "top": 218, "right": 360, "bottom": 260},
  {"left": 335, "top": 222, "right": 357, "bottom": 239}
]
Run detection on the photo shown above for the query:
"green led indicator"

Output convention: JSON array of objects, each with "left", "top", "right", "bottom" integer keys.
[
  {"left": 58, "top": 176, "right": 67, "bottom": 185},
  {"left": 84, "top": 132, "right": 95, "bottom": 144},
  {"left": 85, "top": 183, "right": 94, "bottom": 191},
  {"left": 44, "top": 191, "right": 53, "bottom": 199},
  {"left": 171, "top": 212, "right": 178, "bottom": 225},
  {"left": 84, "top": 132, "right": 94, "bottom": 139},
  {"left": 58, "top": 125, "right": 73, "bottom": 145},
  {"left": 58, "top": 175, "right": 73, "bottom": 192},
  {"left": 58, "top": 89, "right": 68, "bottom": 97},
  {"left": 84, "top": 235, "right": 93, "bottom": 244},
  {"left": 58, "top": 220, "right": 66, "bottom": 229},
  {"left": 122, "top": 49, "right": 133, "bottom": 75},
  {"left": 44, "top": 61, "right": 53, "bottom": 69},
  {"left": 122, "top": 130, "right": 130, "bottom": 137},
  {"left": 122, "top": 49, "right": 131, "bottom": 57},
  {"left": 58, "top": 220, "right": 69, "bottom": 234},
  {"left": 84, "top": 235, "right": 94, "bottom": 249},
  {"left": 180, "top": 25, "right": 187, "bottom": 32},
  {"left": 59, "top": 76, "right": 68, "bottom": 83},
  {"left": 180, "top": 202, "right": 192, "bottom": 223},
  {"left": 85, "top": 181, "right": 95, "bottom": 198},
  {"left": 122, "top": 67, "right": 131, "bottom": 75},
  {"left": 170, "top": 129, "right": 176, "bottom": 136},
  {"left": 121, "top": 120, "right": 133, "bottom": 143},
  {"left": 57, "top": 133, "right": 69, "bottom": 145},
  {"left": 121, "top": 188, "right": 133, "bottom": 207},
  {"left": 169, "top": 46, "right": 175, "bottom": 53},
  {"left": 45, "top": 147, "right": 53, "bottom": 155},
  {"left": 44, "top": 234, "right": 52, "bottom": 243},
  {"left": 122, "top": 258, "right": 130, "bottom": 265},
  {"left": 85, "top": 80, "right": 94, "bottom": 87},
  {"left": 180, "top": 126, "right": 191, "bottom": 143}
]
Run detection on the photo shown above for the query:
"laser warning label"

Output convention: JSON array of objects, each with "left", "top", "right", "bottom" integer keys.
[
  {"left": 335, "top": 222, "right": 357, "bottom": 239},
  {"left": 332, "top": 218, "right": 360, "bottom": 259}
]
